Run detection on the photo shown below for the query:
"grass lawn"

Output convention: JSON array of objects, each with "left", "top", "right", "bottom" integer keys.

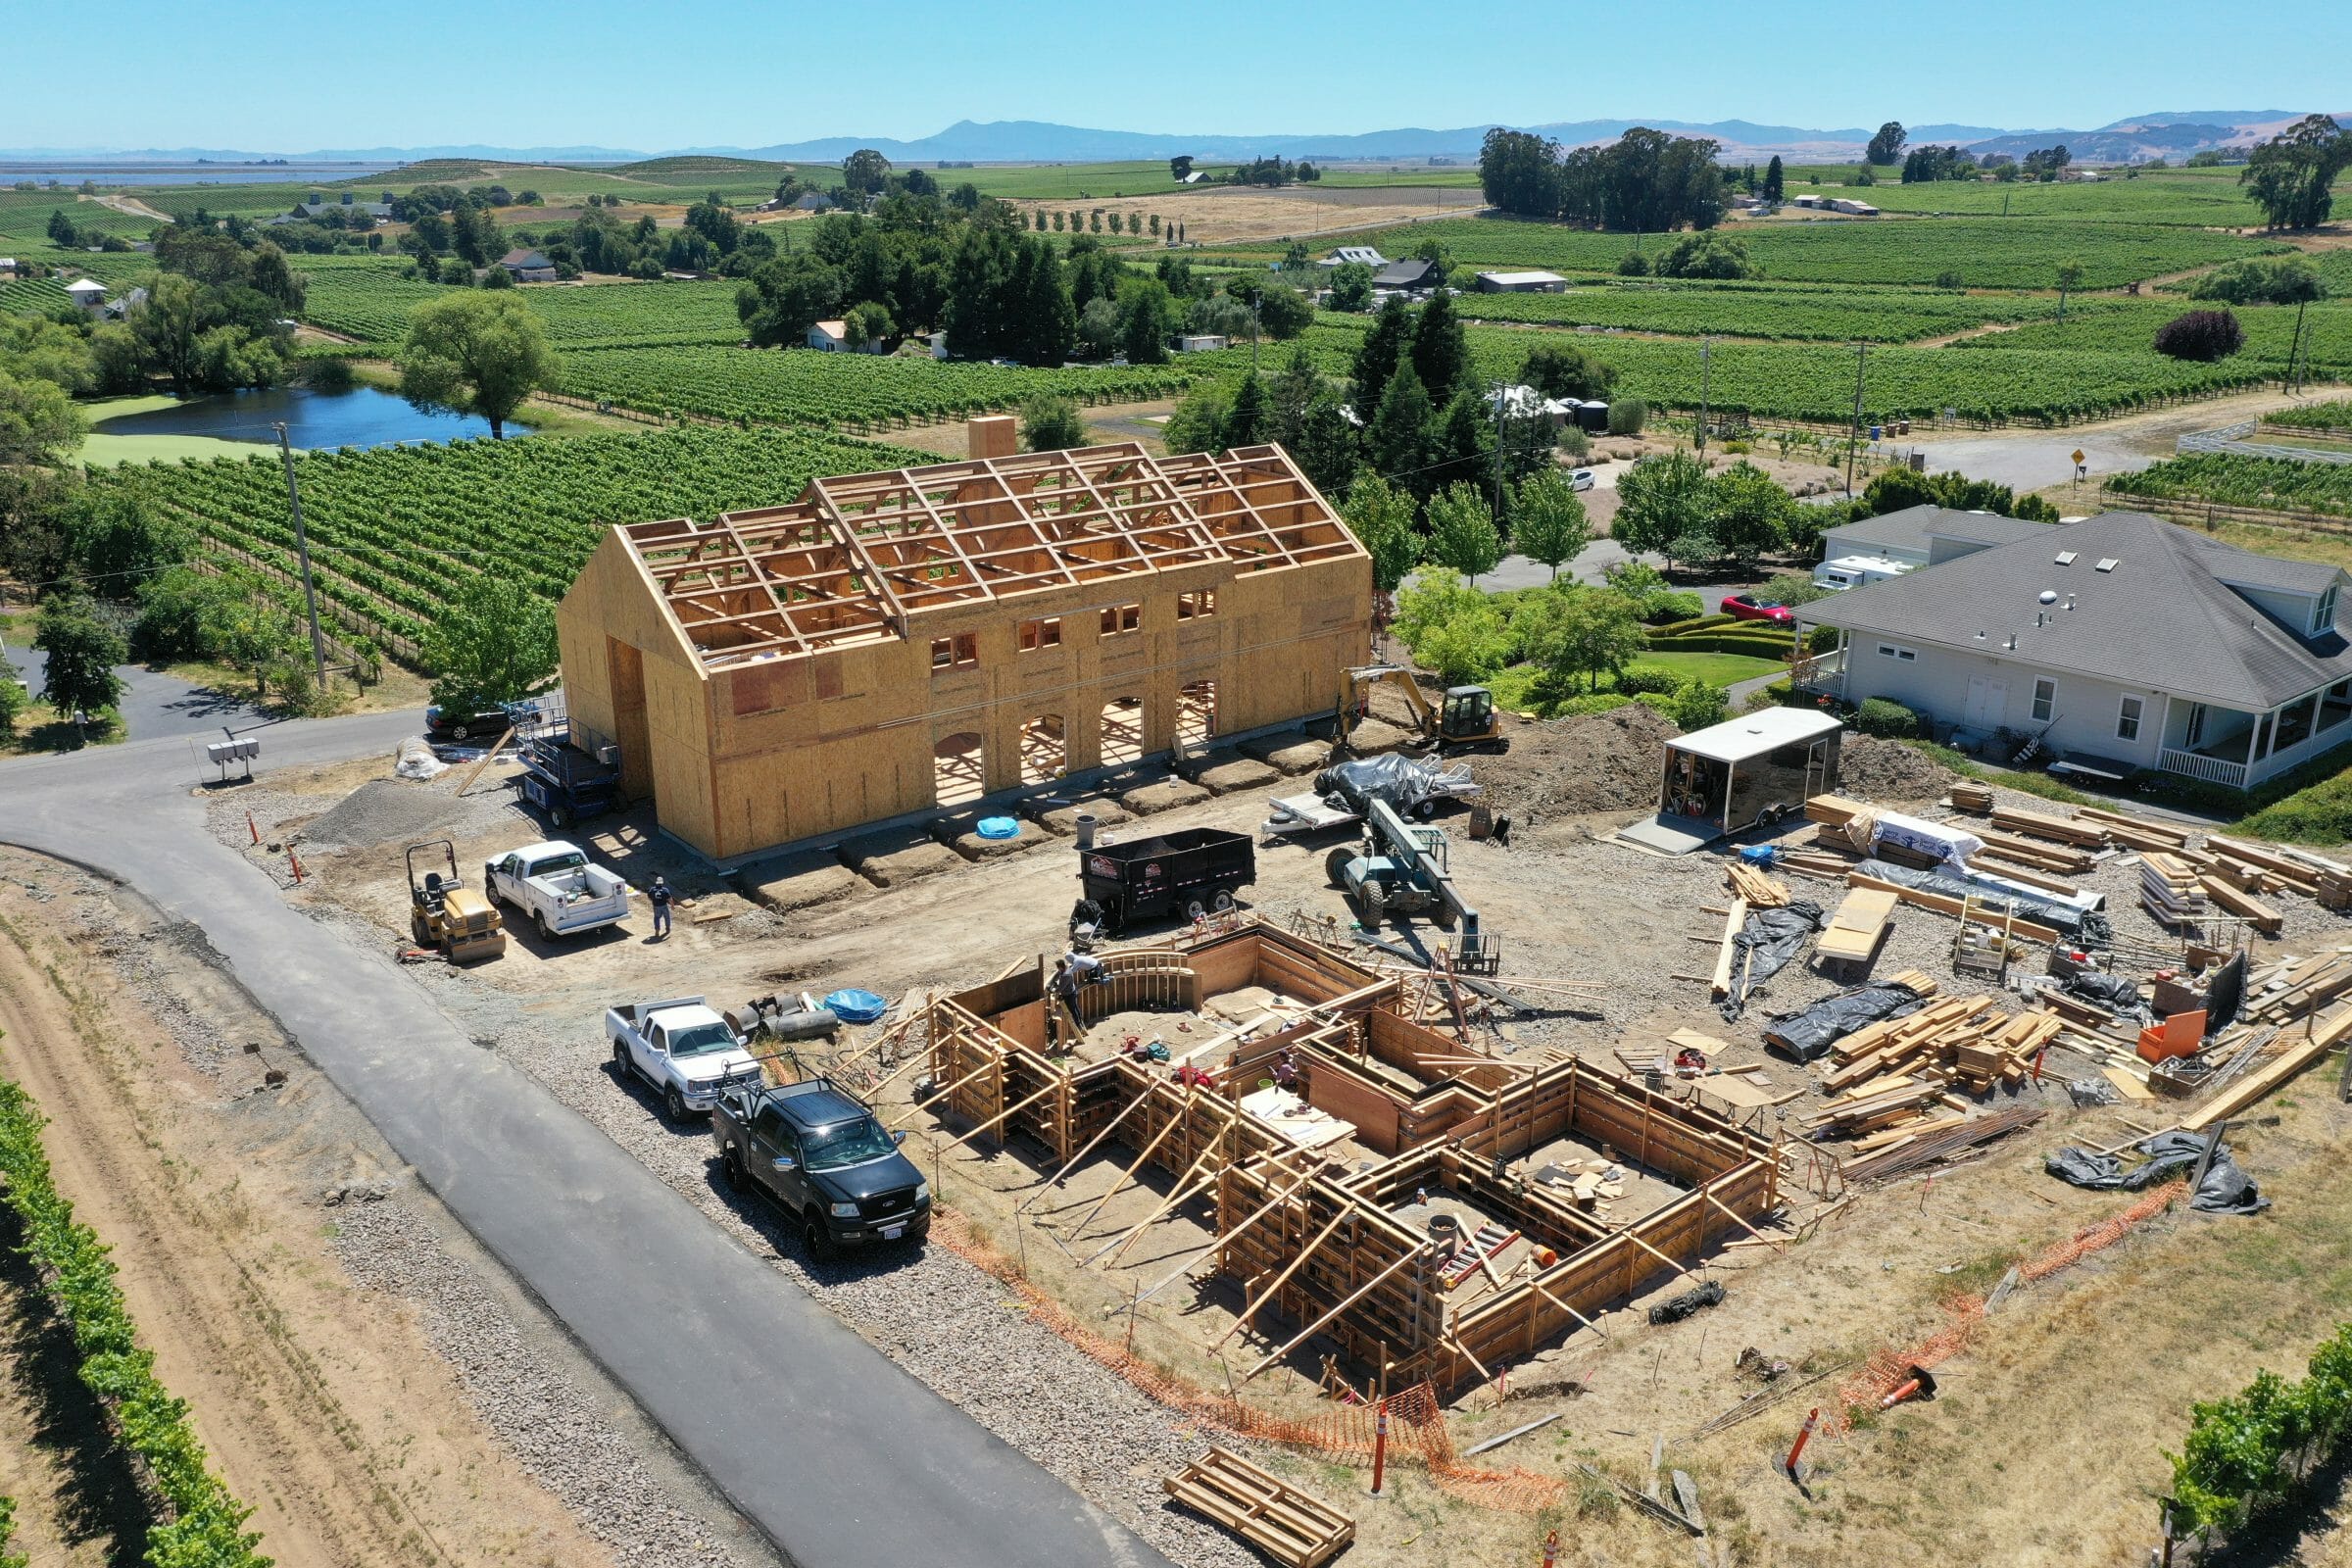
[{"left": 74, "top": 393, "right": 260, "bottom": 467}]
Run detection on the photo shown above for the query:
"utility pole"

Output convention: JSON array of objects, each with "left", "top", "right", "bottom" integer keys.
[
  {"left": 1696, "top": 335, "right": 1712, "bottom": 456},
  {"left": 1490, "top": 378, "right": 1508, "bottom": 520},
  {"left": 273, "top": 422, "right": 330, "bottom": 696},
  {"left": 1844, "top": 343, "right": 1868, "bottom": 500},
  {"left": 1250, "top": 298, "right": 1261, "bottom": 376},
  {"left": 2287, "top": 296, "right": 2310, "bottom": 394}
]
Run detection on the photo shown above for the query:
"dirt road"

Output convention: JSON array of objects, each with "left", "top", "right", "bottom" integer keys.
[{"left": 0, "top": 858, "right": 644, "bottom": 1568}]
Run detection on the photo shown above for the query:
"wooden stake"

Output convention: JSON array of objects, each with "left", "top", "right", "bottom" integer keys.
[
  {"left": 933, "top": 1077, "right": 1065, "bottom": 1155},
  {"left": 452, "top": 725, "right": 516, "bottom": 797},
  {"left": 1243, "top": 1246, "right": 1430, "bottom": 1382},
  {"left": 1018, "top": 1078, "right": 1154, "bottom": 1214},
  {"left": 1136, "top": 1160, "right": 1314, "bottom": 1304},
  {"left": 886, "top": 1054, "right": 1000, "bottom": 1130},
  {"left": 1210, "top": 1204, "right": 1352, "bottom": 1352},
  {"left": 1090, "top": 1132, "right": 1230, "bottom": 1268},
  {"left": 1068, "top": 1087, "right": 1198, "bottom": 1238}
]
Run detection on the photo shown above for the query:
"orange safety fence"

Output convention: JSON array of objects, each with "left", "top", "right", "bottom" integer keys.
[
  {"left": 1826, "top": 1178, "right": 2188, "bottom": 1435},
  {"left": 929, "top": 1210, "right": 1572, "bottom": 1511}
]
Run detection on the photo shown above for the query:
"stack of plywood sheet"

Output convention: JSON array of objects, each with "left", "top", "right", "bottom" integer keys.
[
  {"left": 2139, "top": 853, "right": 2210, "bottom": 928},
  {"left": 1816, "top": 884, "right": 1899, "bottom": 967}
]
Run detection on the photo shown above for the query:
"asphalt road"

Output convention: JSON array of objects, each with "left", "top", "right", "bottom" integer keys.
[
  {"left": 0, "top": 711, "right": 1169, "bottom": 1568},
  {"left": 2, "top": 638, "right": 271, "bottom": 742}
]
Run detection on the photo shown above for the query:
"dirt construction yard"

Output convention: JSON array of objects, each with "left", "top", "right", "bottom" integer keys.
[{"left": 61, "top": 684, "right": 2331, "bottom": 1568}]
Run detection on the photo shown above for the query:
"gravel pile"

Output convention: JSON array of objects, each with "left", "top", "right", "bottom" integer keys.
[
  {"left": 1480, "top": 702, "right": 1684, "bottom": 824},
  {"left": 330, "top": 1196, "right": 752, "bottom": 1568},
  {"left": 1838, "top": 736, "right": 1957, "bottom": 804},
  {"left": 299, "top": 776, "right": 516, "bottom": 852}
]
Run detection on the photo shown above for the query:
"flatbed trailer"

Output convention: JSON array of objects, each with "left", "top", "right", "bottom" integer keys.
[{"left": 1078, "top": 828, "right": 1255, "bottom": 931}]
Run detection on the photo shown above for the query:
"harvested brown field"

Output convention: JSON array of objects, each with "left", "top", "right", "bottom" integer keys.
[{"left": 1008, "top": 185, "right": 1482, "bottom": 245}]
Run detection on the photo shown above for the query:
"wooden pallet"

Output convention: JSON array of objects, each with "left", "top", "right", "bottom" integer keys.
[{"left": 1164, "top": 1447, "right": 1356, "bottom": 1568}]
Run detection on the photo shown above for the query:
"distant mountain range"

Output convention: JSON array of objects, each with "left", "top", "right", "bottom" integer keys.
[{"left": 5, "top": 111, "right": 2341, "bottom": 169}]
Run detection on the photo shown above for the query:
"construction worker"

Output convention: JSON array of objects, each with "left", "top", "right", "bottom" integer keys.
[
  {"left": 1273, "top": 1049, "right": 1300, "bottom": 1093},
  {"left": 649, "top": 875, "right": 672, "bottom": 939}
]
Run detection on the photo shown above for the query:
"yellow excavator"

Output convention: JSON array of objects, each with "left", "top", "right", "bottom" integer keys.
[
  {"left": 406, "top": 840, "right": 508, "bottom": 963},
  {"left": 1332, "top": 665, "right": 1507, "bottom": 758}
]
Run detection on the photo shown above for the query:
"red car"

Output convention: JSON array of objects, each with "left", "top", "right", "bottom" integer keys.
[{"left": 1721, "top": 594, "right": 1794, "bottom": 624}]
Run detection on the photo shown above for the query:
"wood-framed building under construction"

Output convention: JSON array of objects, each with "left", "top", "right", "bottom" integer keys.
[
  {"left": 916, "top": 920, "right": 1781, "bottom": 1397},
  {"left": 556, "top": 435, "right": 1371, "bottom": 861}
]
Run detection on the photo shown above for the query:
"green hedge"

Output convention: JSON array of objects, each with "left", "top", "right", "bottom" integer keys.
[
  {"left": 1648, "top": 612, "right": 1738, "bottom": 636},
  {"left": 1645, "top": 631, "right": 1797, "bottom": 659},
  {"left": 1856, "top": 697, "right": 1925, "bottom": 738},
  {"left": 2170, "top": 1324, "right": 2352, "bottom": 1540},
  {"left": 0, "top": 1077, "right": 270, "bottom": 1568}
]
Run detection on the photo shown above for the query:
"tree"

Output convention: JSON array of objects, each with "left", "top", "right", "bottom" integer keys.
[
  {"left": 1763, "top": 155, "right": 1785, "bottom": 202},
  {"left": 1706, "top": 460, "right": 1796, "bottom": 567},
  {"left": 35, "top": 593, "right": 125, "bottom": 730},
  {"left": 736, "top": 253, "right": 844, "bottom": 346},
  {"left": 397, "top": 292, "right": 559, "bottom": 439},
  {"left": 2242, "top": 114, "right": 2352, "bottom": 230},
  {"left": 420, "top": 573, "right": 558, "bottom": 717},
  {"left": 2055, "top": 257, "right": 2084, "bottom": 320},
  {"left": 1266, "top": 344, "right": 1326, "bottom": 449},
  {"left": 841, "top": 148, "right": 893, "bottom": 197},
  {"left": 1393, "top": 568, "right": 1511, "bottom": 684},
  {"left": 0, "top": 643, "right": 25, "bottom": 736},
  {"left": 1479, "top": 127, "right": 1563, "bottom": 217},
  {"left": 1423, "top": 483, "right": 1502, "bottom": 583},
  {"left": 1340, "top": 475, "right": 1421, "bottom": 595},
  {"left": 1511, "top": 468, "right": 1592, "bottom": 580},
  {"left": 1350, "top": 296, "right": 1413, "bottom": 416},
  {"left": 1865, "top": 122, "right": 1907, "bottom": 167},
  {"left": 1519, "top": 342, "right": 1615, "bottom": 402},
  {"left": 1362, "top": 365, "right": 1434, "bottom": 499},
  {"left": 843, "top": 299, "right": 895, "bottom": 350},
  {"left": 0, "top": 369, "right": 85, "bottom": 466},
  {"left": 1517, "top": 582, "right": 1645, "bottom": 694},
  {"left": 46, "top": 208, "right": 78, "bottom": 246},
  {"left": 477, "top": 262, "right": 514, "bottom": 290},
  {"left": 1221, "top": 373, "right": 1270, "bottom": 447},
  {"left": 1654, "top": 231, "right": 1756, "bottom": 280},
  {"left": 1169, "top": 156, "right": 1195, "bottom": 182},
  {"left": 1292, "top": 394, "right": 1361, "bottom": 500},
  {"left": 1611, "top": 449, "right": 1711, "bottom": 561},
  {"left": 2192, "top": 258, "right": 2328, "bottom": 306},
  {"left": 1120, "top": 278, "right": 1177, "bottom": 365},
  {"left": 1327, "top": 261, "right": 1374, "bottom": 313},
  {"left": 1076, "top": 295, "right": 1123, "bottom": 358},
  {"left": 1409, "top": 289, "right": 1471, "bottom": 407},
  {"left": 61, "top": 486, "right": 189, "bottom": 589},
  {"left": 1020, "top": 394, "right": 1087, "bottom": 452},
  {"left": 1160, "top": 385, "right": 1229, "bottom": 456},
  {"left": 2154, "top": 310, "right": 2246, "bottom": 362}
]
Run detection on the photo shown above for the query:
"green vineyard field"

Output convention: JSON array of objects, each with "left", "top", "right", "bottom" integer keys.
[{"left": 2108, "top": 452, "right": 2352, "bottom": 518}]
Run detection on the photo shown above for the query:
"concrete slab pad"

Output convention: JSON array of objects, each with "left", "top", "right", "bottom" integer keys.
[
  {"left": 1119, "top": 777, "right": 1213, "bottom": 814},
  {"left": 1024, "top": 795, "right": 1133, "bottom": 836},
  {"left": 841, "top": 830, "right": 965, "bottom": 887},
  {"left": 736, "top": 855, "right": 871, "bottom": 914},
  {"left": 932, "top": 810, "right": 1048, "bottom": 861},
  {"left": 1238, "top": 733, "right": 1331, "bottom": 775}
]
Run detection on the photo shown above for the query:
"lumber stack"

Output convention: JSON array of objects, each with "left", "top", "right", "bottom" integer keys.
[
  {"left": 2248, "top": 951, "right": 2352, "bottom": 1024},
  {"left": 1949, "top": 781, "right": 1994, "bottom": 814},
  {"left": 2196, "top": 873, "right": 2283, "bottom": 937},
  {"left": 2184, "top": 1003, "right": 2352, "bottom": 1131},
  {"left": 1725, "top": 862, "right": 1791, "bottom": 907},
  {"left": 2138, "top": 854, "right": 2210, "bottom": 928},
  {"left": 2206, "top": 834, "right": 2329, "bottom": 899},
  {"left": 1816, "top": 993, "right": 2057, "bottom": 1100},
  {"left": 2322, "top": 870, "right": 2352, "bottom": 912},
  {"left": 1846, "top": 870, "right": 2065, "bottom": 946},
  {"left": 1804, "top": 794, "right": 1870, "bottom": 827},
  {"left": 2076, "top": 805, "right": 2190, "bottom": 855},
  {"left": 1990, "top": 804, "right": 2108, "bottom": 850},
  {"left": 1972, "top": 826, "right": 2096, "bottom": 876}
]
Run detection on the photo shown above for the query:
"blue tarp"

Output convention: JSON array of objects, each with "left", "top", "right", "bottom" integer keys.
[{"left": 823, "top": 989, "right": 889, "bottom": 1025}]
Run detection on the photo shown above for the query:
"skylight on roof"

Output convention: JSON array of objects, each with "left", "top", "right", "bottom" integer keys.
[
  {"left": 2054, "top": 550, "right": 2078, "bottom": 565},
  {"left": 2094, "top": 559, "right": 2119, "bottom": 572}
]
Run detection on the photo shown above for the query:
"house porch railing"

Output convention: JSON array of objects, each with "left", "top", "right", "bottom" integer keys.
[{"left": 2158, "top": 748, "right": 2248, "bottom": 789}]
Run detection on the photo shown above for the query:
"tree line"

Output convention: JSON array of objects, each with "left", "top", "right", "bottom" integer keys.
[{"left": 1479, "top": 126, "right": 1729, "bottom": 232}]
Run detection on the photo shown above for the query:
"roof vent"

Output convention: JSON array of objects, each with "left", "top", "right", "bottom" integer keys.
[
  {"left": 1975, "top": 630, "right": 1987, "bottom": 641},
  {"left": 2055, "top": 551, "right": 2078, "bottom": 565},
  {"left": 2004, "top": 634, "right": 2017, "bottom": 651},
  {"left": 2095, "top": 558, "right": 2120, "bottom": 572},
  {"left": 2038, "top": 589, "right": 2058, "bottom": 605},
  {"left": 2065, "top": 595, "right": 2077, "bottom": 611}
]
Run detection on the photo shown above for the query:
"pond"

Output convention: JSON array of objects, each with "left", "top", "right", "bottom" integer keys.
[{"left": 89, "top": 384, "right": 532, "bottom": 451}]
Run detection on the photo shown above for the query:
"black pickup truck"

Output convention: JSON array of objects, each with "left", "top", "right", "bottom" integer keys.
[{"left": 711, "top": 1078, "right": 931, "bottom": 1258}]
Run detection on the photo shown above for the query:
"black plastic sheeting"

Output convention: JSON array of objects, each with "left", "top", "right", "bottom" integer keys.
[
  {"left": 2064, "top": 969, "right": 2146, "bottom": 1017},
  {"left": 2045, "top": 1130, "right": 2270, "bottom": 1214},
  {"left": 1719, "top": 900, "right": 1826, "bottom": 1022},
  {"left": 1313, "top": 755, "right": 1442, "bottom": 812},
  {"left": 1647, "top": 1280, "right": 1726, "bottom": 1325},
  {"left": 1860, "top": 858, "right": 2115, "bottom": 946},
  {"left": 1763, "top": 981, "right": 1929, "bottom": 1063},
  {"left": 2206, "top": 952, "right": 2248, "bottom": 1034}
]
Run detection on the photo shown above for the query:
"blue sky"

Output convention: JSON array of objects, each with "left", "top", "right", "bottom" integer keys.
[{"left": 4, "top": 0, "right": 2348, "bottom": 152}]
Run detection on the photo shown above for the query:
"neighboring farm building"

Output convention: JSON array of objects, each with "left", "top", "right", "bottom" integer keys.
[
  {"left": 1474, "top": 270, "right": 1568, "bottom": 293},
  {"left": 556, "top": 428, "right": 1372, "bottom": 861},
  {"left": 498, "top": 248, "right": 558, "bottom": 282}
]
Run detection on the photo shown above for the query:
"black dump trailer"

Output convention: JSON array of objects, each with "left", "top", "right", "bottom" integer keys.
[{"left": 1077, "top": 828, "right": 1255, "bottom": 931}]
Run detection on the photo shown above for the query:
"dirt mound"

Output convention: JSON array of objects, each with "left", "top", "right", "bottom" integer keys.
[
  {"left": 1838, "top": 736, "right": 1956, "bottom": 803},
  {"left": 1479, "top": 702, "right": 1683, "bottom": 823},
  {"left": 297, "top": 777, "right": 512, "bottom": 851}
]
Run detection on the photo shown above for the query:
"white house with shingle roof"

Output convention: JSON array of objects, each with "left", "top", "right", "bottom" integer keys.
[{"left": 1797, "top": 511, "right": 2352, "bottom": 789}]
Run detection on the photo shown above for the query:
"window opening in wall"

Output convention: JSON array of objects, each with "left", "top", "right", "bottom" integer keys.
[
  {"left": 930, "top": 633, "right": 978, "bottom": 670},
  {"left": 1018, "top": 617, "right": 1062, "bottom": 652},
  {"left": 932, "top": 732, "right": 984, "bottom": 806},
  {"left": 1176, "top": 589, "right": 1218, "bottom": 620},
  {"left": 1100, "top": 603, "right": 1141, "bottom": 637}
]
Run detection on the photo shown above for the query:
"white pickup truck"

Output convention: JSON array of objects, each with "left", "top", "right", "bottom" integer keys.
[
  {"left": 484, "top": 840, "right": 631, "bottom": 939},
  {"left": 606, "top": 996, "right": 765, "bottom": 1120}
]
